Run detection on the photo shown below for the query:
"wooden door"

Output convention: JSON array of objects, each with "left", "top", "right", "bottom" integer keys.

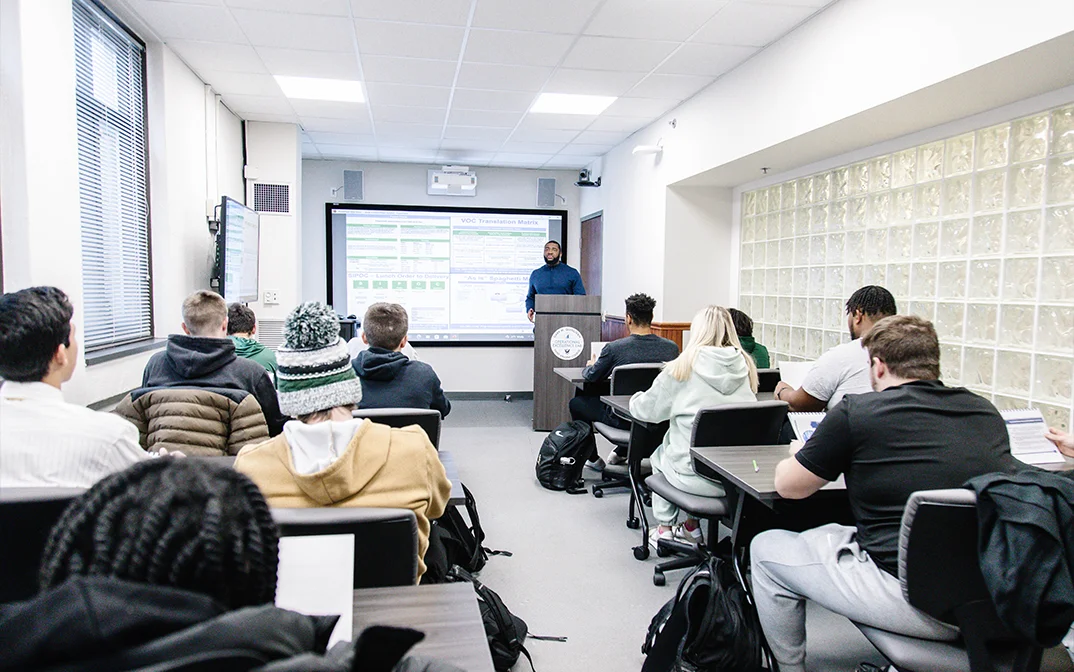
[{"left": 580, "top": 213, "right": 603, "bottom": 297}]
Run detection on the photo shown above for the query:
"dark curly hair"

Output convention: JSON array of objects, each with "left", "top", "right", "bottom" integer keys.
[
  {"left": 624, "top": 293, "right": 656, "bottom": 326},
  {"left": 39, "top": 459, "right": 279, "bottom": 610},
  {"left": 0, "top": 286, "right": 73, "bottom": 382}
]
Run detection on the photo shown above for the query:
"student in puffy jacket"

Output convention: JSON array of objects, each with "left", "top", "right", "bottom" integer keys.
[{"left": 629, "top": 305, "right": 758, "bottom": 550}]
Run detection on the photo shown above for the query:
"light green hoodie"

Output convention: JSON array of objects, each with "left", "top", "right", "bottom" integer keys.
[{"left": 629, "top": 346, "right": 757, "bottom": 479}]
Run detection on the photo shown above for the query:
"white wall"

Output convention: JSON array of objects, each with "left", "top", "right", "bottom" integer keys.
[
  {"left": 593, "top": 0, "right": 1074, "bottom": 324},
  {"left": 0, "top": 0, "right": 244, "bottom": 405},
  {"left": 300, "top": 160, "right": 583, "bottom": 392},
  {"left": 662, "top": 186, "right": 734, "bottom": 322}
]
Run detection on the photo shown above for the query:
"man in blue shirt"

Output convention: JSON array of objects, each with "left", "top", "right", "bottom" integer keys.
[{"left": 525, "top": 240, "right": 585, "bottom": 322}]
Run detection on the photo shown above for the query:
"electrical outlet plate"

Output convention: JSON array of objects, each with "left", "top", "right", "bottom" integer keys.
[{"left": 263, "top": 290, "right": 279, "bottom": 305}]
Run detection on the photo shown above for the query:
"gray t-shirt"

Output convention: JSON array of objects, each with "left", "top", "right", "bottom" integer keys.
[
  {"left": 582, "top": 334, "right": 680, "bottom": 382},
  {"left": 801, "top": 338, "right": 873, "bottom": 409}
]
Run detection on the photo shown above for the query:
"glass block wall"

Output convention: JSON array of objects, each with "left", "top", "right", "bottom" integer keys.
[{"left": 738, "top": 102, "right": 1074, "bottom": 432}]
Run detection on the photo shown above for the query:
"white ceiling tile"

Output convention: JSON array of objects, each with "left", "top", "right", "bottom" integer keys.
[
  {"left": 746, "top": 0, "right": 834, "bottom": 7},
  {"left": 221, "top": 93, "right": 295, "bottom": 116},
  {"left": 464, "top": 29, "right": 575, "bottom": 67},
  {"left": 349, "top": 0, "right": 472, "bottom": 25},
  {"left": 301, "top": 116, "right": 374, "bottom": 133},
  {"left": 491, "top": 153, "right": 556, "bottom": 164},
  {"left": 545, "top": 154, "right": 594, "bottom": 168},
  {"left": 585, "top": 0, "right": 728, "bottom": 41},
  {"left": 586, "top": 115, "right": 654, "bottom": 133},
  {"left": 517, "top": 113, "right": 594, "bottom": 131},
  {"left": 365, "top": 82, "right": 452, "bottom": 107},
  {"left": 626, "top": 73, "right": 713, "bottom": 99},
  {"left": 302, "top": 144, "right": 322, "bottom": 158},
  {"left": 436, "top": 150, "right": 495, "bottom": 166},
  {"left": 472, "top": 0, "right": 603, "bottom": 33},
  {"left": 542, "top": 69, "right": 647, "bottom": 97},
  {"left": 127, "top": 1, "right": 244, "bottom": 42},
  {"left": 201, "top": 71, "right": 282, "bottom": 97},
  {"left": 239, "top": 111, "right": 301, "bottom": 123},
  {"left": 602, "top": 97, "right": 676, "bottom": 118},
  {"left": 306, "top": 131, "right": 377, "bottom": 145},
  {"left": 360, "top": 56, "right": 458, "bottom": 87},
  {"left": 446, "top": 109, "right": 524, "bottom": 128},
  {"left": 656, "top": 43, "right": 756, "bottom": 76},
  {"left": 316, "top": 144, "right": 379, "bottom": 159},
  {"left": 256, "top": 48, "right": 360, "bottom": 79},
  {"left": 456, "top": 63, "right": 552, "bottom": 92},
  {"left": 443, "top": 127, "right": 514, "bottom": 141},
  {"left": 692, "top": 2, "right": 816, "bottom": 47},
  {"left": 231, "top": 9, "right": 356, "bottom": 51},
  {"left": 354, "top": 20, "right": 465, "bottom": 60},
  {"left": 451, "top": 88, "right": 536, "bottom": 112},
  {"left": 574, "top": 129, "right": 629, "bottom": 145},
  {"left": 376, "top": 148, "right": 441, "bottom": 161},
  {"left": 499, "top": 141, "right": 568, "bottom": 154},
  {"left": 166, "top": 40, "right": 267, "bottom": 74},
  {"left": 562, "top": 37, "right": 678, "bottom": 72},
  {"left": 557, "top": 143, "right": 613, "bottom": 156},
  {"left": 439, "top": 138, "right": 506, "bottom": 151},
  {"left": 225, "top": 0, "right": 349, "bottom": 15},
  {"left": 374, "top": 122, "right": 444, "bottom": 139},
  {"left": 288, "top": 99, "right": 366, "bottom": 119},
  {"left": 376, "top": 137, "right": 441, "bottom": 150},
  {"left": 507, "top": 128, "right": 580, "bottom": 143},
  {"left": 371, "top": 105, "right": 447, "bottom": 124}
]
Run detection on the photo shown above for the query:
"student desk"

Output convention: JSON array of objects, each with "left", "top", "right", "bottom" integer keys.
[
  {"left": 353, "top": 582, "right": 495, "bottom": 672},
  {"left": 437, "top": 450, "right": 466, "bottom": 507}
]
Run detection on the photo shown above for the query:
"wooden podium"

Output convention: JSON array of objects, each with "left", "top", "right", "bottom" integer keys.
[{"left": 532, "top": 294, "right": 602, "bottom": 431}]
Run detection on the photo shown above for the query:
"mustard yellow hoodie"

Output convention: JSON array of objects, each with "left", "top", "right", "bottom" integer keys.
[{"left": 234, "top": 419, "right": 450, "bottom": 581}]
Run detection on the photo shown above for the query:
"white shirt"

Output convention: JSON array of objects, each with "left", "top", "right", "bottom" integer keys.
[
  {"left": 800, "top": 338, "right": 874, "bottom": 409},
  {"left": 0, "top": 381, "right": 148, "bottom": 488}
]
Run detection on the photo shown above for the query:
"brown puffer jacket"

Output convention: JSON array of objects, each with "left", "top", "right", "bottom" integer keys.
[{"left": 114, "top": 387, "right": 270, "bottom": 457}]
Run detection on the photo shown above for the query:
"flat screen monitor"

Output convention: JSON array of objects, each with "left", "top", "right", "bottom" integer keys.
[
  {"left": 214, "top": 196, "right": 260, "bottom": 303},
  {"left": 326, "top": 204, "right": 568, "bottom": 345}
]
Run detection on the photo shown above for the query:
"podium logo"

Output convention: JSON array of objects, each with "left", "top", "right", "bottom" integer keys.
[{"left": 550, "top": 327, "right": 584, "bottom": 361}]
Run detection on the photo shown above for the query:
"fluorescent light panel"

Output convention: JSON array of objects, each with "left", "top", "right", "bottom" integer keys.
[
  {"left": 530, "top": 92, "right": 616, "bottom": 115},
  {"left": 275, "top": 76, "right": 364, "bottom": 103}
]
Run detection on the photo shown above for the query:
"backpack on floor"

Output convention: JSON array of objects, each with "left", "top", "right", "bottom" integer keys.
[
  {"left": 535, "top": 420, "right": 594, "bottom": 494},
  {"left": 641, "top": 555, "right": 766, "bottom": 672},
  {"left": 423, "top": 483, "right": 511, "bottom": 583},
  {"left": 447, "top": 566, "right": 536, "bottom": 671}
]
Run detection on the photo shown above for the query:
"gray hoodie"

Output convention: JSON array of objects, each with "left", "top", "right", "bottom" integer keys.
[{"left": 629, "top": 346, "right": 757, "bottom": 478}]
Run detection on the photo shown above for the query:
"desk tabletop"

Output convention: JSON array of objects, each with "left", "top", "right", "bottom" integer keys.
[
  {"left": 553, "top": 367, "right": 587, "bottom": 383},
  {"left": 353, "top": 582, "right": 494, "bottom": 672},
  {"left": 438, "top": 451, "right": 465, "bottom": 507},
  {"left": 691, "top": 444, "right": 845, "bottom": 506}
]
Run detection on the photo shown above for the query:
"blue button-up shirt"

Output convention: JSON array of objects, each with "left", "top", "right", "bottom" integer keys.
[{"left": 526, "top": 262, "right": 586, "bottom": 311}]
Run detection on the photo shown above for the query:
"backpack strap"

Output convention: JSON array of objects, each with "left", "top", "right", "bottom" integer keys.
[{"left": 518, "top": 643, "right": 536, "bottom": 672}]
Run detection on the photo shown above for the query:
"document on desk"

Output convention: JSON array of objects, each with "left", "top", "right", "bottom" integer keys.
[
  {"left": 1002, "top": 409, "right": 1065, "bottom": 465},
  {"left": 276, "top": 534, "right": 354, "bottom": 646},
  {"left": 591, "top": 341, "right": 608, "bottom": 361},
  {"left": 788, "top": 412, "right": 827, "bottom": 441},
  {"left": 778, "top": 360, "right": 814, "bottom": 390}
]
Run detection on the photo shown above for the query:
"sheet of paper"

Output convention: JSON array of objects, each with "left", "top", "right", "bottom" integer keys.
[
  {"left": 788, "top": 412, "right": 827, "bottom": 441},
  {"left": 1002, "top": 408, "right": 1065, "bottom": 465},
  {"left": 591, "top": 341, "right": 608, "bottom": 361},
  {"left": 276, "top": 534, "right": 354, "bottom": 646},
  {"left": 778, "top": 360, "right": 815, "bottom": 390}
]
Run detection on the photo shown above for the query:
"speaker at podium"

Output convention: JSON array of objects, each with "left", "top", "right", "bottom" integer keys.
[{"left": 532, "top": 294, "right": 602, "bottom": 431}]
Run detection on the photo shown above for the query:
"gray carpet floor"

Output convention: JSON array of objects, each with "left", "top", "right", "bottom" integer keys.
[{"left": 441, "top": 400, "right": 895, "bottom": 672}]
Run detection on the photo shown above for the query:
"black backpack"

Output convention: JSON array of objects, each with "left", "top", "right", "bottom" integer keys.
[
  {"left": 641, "top": 555, "right": 766, "bottom": 672},
  {"left": 447, "top": 566, "right": 537, "bottom": 671},
  {"left": 423, "top": 484, "right": 511, "bottom": 584},
  {"left": 535, "top": 420, "right": 594, "bottom": 494}
]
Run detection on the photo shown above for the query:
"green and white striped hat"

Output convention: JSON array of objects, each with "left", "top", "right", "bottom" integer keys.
[{"left": 276, "top": 301, "right": 362, "bottom": 417}]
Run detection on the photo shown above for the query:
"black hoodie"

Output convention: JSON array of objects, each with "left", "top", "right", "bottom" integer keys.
[
  {"left": 142, "top": 335, "right": 288, "bottom": 435},
  {"left": 352, "top": 347, "right": 451, "bottom": 418}
]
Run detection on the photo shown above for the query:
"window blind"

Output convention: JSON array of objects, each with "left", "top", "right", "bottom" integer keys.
[{"left": 73, "top": 0, "right": 152, "bottom": 350}]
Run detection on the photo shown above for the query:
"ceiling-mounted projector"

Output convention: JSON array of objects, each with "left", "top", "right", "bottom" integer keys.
[
  {"left": 575, "top": 169, "right": 601, "bottom": 188},
  {"left": 428, "top": 166, "right": 477, "bottom": 196}
]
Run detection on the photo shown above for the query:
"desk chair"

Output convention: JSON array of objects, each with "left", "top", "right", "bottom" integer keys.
[
  {"left": 592, "top": 363, "right": 664, "bottom": 499},
  {"left": 853, "top": 489, "right": 1044, "bottom": 672},
  {"left": 643, "top": 400, "right": 788, "bottom": 585},
  {"left": 272, "top": 507, "right": 419, "bottom": 588},
  {"left": 756, "top": 368, "right": 780, "bottom": 393},
  {"left": 353, "top": 407, "right": 442, "bottom": 449},
  {"left": 0, "top": 487, "right": 85, "bottom": 603}
]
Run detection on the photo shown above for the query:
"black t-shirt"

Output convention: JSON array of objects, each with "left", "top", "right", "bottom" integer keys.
[
  {"left": 582, "top": 334, "right": 680, "bottom": 382},
  {"left": 795, "top": 379, "right": 1020, "bottom": 576}
]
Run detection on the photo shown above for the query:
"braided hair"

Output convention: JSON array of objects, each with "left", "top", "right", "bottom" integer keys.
[
  {"left": 39, "top": 459, "right": 279, "bottom": 610},
  {"left": 845, "top": 285, "right": 897, "bottom": 318}
]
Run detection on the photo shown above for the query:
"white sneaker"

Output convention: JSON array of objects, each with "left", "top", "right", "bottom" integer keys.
[
  {"left": 606, "top": 451, "right": 626, "bottom": 466},
  {"left": 585, "top": 457, "right": 606, "bottom": 472},
  {"left": 674, "top": 523, "right": 704, "bottom": 547},
  {"left": 649, "top": 526, "right": 674, "bottom": 550}
]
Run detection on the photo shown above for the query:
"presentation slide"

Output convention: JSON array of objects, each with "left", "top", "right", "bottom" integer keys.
[{"left": 327, "top": 205, "right": 567, "bottom": 344}]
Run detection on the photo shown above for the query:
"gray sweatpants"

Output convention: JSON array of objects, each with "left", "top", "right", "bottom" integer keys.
[{"left": 750, "top": 523, "right": 957, "bottom": 672}]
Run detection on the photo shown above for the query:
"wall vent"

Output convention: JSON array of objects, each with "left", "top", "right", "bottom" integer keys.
[
  {"left": 343, "top": 170, "right": 364, "bottom": 200},
  {"left": 257, "top": 319, "right": 285, "bottom": 349},
  {"left": 253, "top": 183, "right": 290, "bottom": 214}
]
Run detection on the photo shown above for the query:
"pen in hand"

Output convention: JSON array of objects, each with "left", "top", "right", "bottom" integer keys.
[{"left": 753, "top": 459, "right": 759, "bottom": 473}]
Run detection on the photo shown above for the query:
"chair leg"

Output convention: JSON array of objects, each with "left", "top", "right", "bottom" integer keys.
[{"left": 591, "top": 475, "right": 631, "bottom": 498}]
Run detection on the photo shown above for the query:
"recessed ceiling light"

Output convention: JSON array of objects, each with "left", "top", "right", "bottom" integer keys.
[
  {"left": 274, "top": 76, "right": 364, "bottom": 103},
  {"left": 530, "top": 92, "right": 616, "bottom": 115}
]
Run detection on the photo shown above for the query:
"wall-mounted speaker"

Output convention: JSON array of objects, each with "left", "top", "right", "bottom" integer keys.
[
  {"left": 343, "top": 169, "right": 364, "bottom": 201},
  {"left": 537, "top": 177, "right": 556, "bottom": 208}
]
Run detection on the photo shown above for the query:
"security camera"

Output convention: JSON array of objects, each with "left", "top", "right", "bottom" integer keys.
[
  {"left": 575, "top": 169, "right": 601, "bottom": 188},
  {"left": 578, "top": 169, "right": 589, "bottom": 181}
]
